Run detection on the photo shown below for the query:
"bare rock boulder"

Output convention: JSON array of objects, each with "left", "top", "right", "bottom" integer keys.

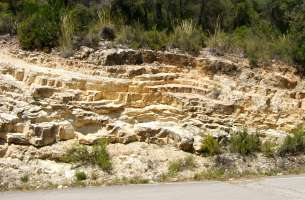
[
  {"left": 7, "top": 133, "right": 29, "bottom": 145},
  {"left": 28, "top": 123, "right": 57, "bottom": 147},
  {"left": 57, "top": 121, "right": 75, "bottom": 141}
]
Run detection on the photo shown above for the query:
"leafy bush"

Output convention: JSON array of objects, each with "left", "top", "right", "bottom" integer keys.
[
  {"left": 118, "top": 21, "right": 204, "bottom": 53},
  {"left": 207, "top": 24, "right": 295, "bottom": 66},
  {"left": 289, "top": 4, "right": 305, "bottom": 66},
  {"left": 60, "top": 139, "right": 112, "bottom": 172},
  {"left": 75, "top": 171, "right": 87, "bottom": 181},
  {"left": 168, "top": 156, "right": 196, "bottom": 177},
  {"left": 68, "top": 4, "right": 94, "bottom": 34},
  {"left": 230, "top": 129, "right": 261, "bottom": 155},
  {"left": 0, "top": 13, "right": 15, "bottom": 34},
  {"left": 17, "top": 6, "right": 59, "bottom": 50},
  {"left": 170, "top": 20, "right": 205, "bottom": 54},
  {"left": 117, "top": 25, "right": 168, "bottom": 50},
  {"left": 60, "top": 143, "right": 90, "bottom": 163},
  {"left": 0, "top": 2, "right": 16, "bottom": 34},
  {"left": 278, "top": 127, "right": 305, "bottom": 156},
  {"left": 143, "top": 27, "right": 168, "bottom": 50},
  {"left": 201, "top": 135, "right": 221, "bottom": 156}
]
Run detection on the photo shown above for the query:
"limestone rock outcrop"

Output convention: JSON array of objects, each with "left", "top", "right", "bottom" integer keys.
[{"left": 0, "top": 43, "right": 305, "bottom": 152}]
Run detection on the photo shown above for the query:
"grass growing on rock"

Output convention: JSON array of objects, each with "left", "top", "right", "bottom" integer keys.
[
  {"left": 167, "top": 156, "right": 196, "bottom": 177},
  {"left": 261, "top": 140, "right": 277, "bottom": 158},
  {"left": 20, "top": 175, "right": 29, "bottom": 183},
  {"left": 110, "top": 177, "right": 150, "bottom": 185},
  {"left": 60, "top": 139, "right": 112, "bottom": 172},
  {"left": 230, "top": 129, "right": 261, "bottom": 155},
  {"left": 75, "top": 171, "right": 87, "bottom": 181},
  {"left": 278, "top": 126, "right": 305, "bottom": 156},
  {"left": 201, "top": 135, "right": 221, "bottom": 156}
]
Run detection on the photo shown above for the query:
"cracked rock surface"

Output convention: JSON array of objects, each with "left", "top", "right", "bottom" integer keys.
[{"left": 0, "top": 38, "right": 305, "bottom": 190}]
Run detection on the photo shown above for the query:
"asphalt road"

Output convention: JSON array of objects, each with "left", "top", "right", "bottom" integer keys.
[{"left": 1, "top": 175, "right": 305, "bottom": 200}]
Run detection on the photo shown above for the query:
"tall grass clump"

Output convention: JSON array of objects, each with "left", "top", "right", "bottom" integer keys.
[
  {"left": 230, "top": 129, "right": 261, "bottom": 155},
  {"left": 262, "top": 140, "right": 276, "bottom": 158},
  {"left": 86, "top": 9, "right": 115, "bottom": 45},
  {"left": 207, "top": 21, "right": 231, "bottom": 54},
  {"left": 170, "top": 20, "right": 205, "bottom": 54},
  {"left": 278, "top": 126, "right": 305, "bottom": 156},
  {"left": 201, "top": 135, "right": 221, "bottom": 156},
  {"left": 168, "top": 156, "right": 196, "bottom": 177},
  {"left": 60, "top": 14, "right": 74, "bottom": 57}
]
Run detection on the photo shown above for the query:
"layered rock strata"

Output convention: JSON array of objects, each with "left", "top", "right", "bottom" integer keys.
[{"left": 0, "top": 46, "right": 304, "bottom": 152}]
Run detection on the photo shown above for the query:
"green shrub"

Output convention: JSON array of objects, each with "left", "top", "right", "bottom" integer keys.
[
  {"left": 168, "top": 156, "right": 196, "bottom": 177},
  {"left": 68, "top": 4, "right": 94, "bottom": 34},
  {"left": 278, "top": 127, "right": 305, "bottom": 156},
  {"left": 20, "top": 175, "right": 29, "bottom": 183},
  {"left": 143, "top": 27, "right": 168, "bottom": 50},
  {"left": 262, "top": 140, "right": 276, "bottom": 158},
  {"left": 117, "top": 25, "right": 168, "bottom": 50},
  {"left": 75, "top": 171, "right": 87, "bottom": 181},
  {"left": 170, "top": 20, "right": 205, "bottom": 54},
  {"left": 61, "top": 144, "right": 90, "bottom": 163},
  {"left": 117, "top": 26, "right": 139, "bottom": 48},
  {"left": 289, "top": 4, "right": 305, "bottom": 66},
  {"left": 17, "top": 6, "right": 59, "bottom": 50},
  {"left": 230, "top": 129, "right": 261, "bottom": 155},
  {"left": 201, "top": 135, "right": 221, "bottom": 156},
  {"left": 60, "top": 139, "right": 112, "bottom": 172},
  {"left": 0, "top": 3, "right": 16, "bottom": 34},
  {"left": 207, "top": 24, "right": 295, "bottom": 65}
]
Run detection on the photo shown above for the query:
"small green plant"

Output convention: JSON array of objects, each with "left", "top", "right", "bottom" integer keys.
[
  {"left": 60, "top": 143, "right": 91, "bottom": 163},
  {"left": 230, "top": 129, "right": 261, "bottom": 155},
  {"left": 92, "top": 139, "right": 112, "bottom": 172},
  {"left": 262, "top": 140, "right": 276, "bottom": 158},
  {"left": 278, "top": 126, "right": 305, "bottom": 156},
  {"left": 168, "top": 156, "right": 196, "bottom": 177},
  {"left": 201, "top": 135, "right": 221, "bottom": 156},
  {"left": 60, "top": 139, "right": 112, "bottom": 172},
  {"left": 75, "top": 171, "right": 87, "bottom": 181},
  {"left": 194, "top": 168, "right": 226, "bottom": 181},
  {"left": 20, "top": 175, "right": 29, "bottom": 183}
]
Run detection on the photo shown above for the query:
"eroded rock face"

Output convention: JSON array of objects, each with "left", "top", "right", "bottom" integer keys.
[{"left": 0, "top": 45, "right": 305, "bottom": 151}]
